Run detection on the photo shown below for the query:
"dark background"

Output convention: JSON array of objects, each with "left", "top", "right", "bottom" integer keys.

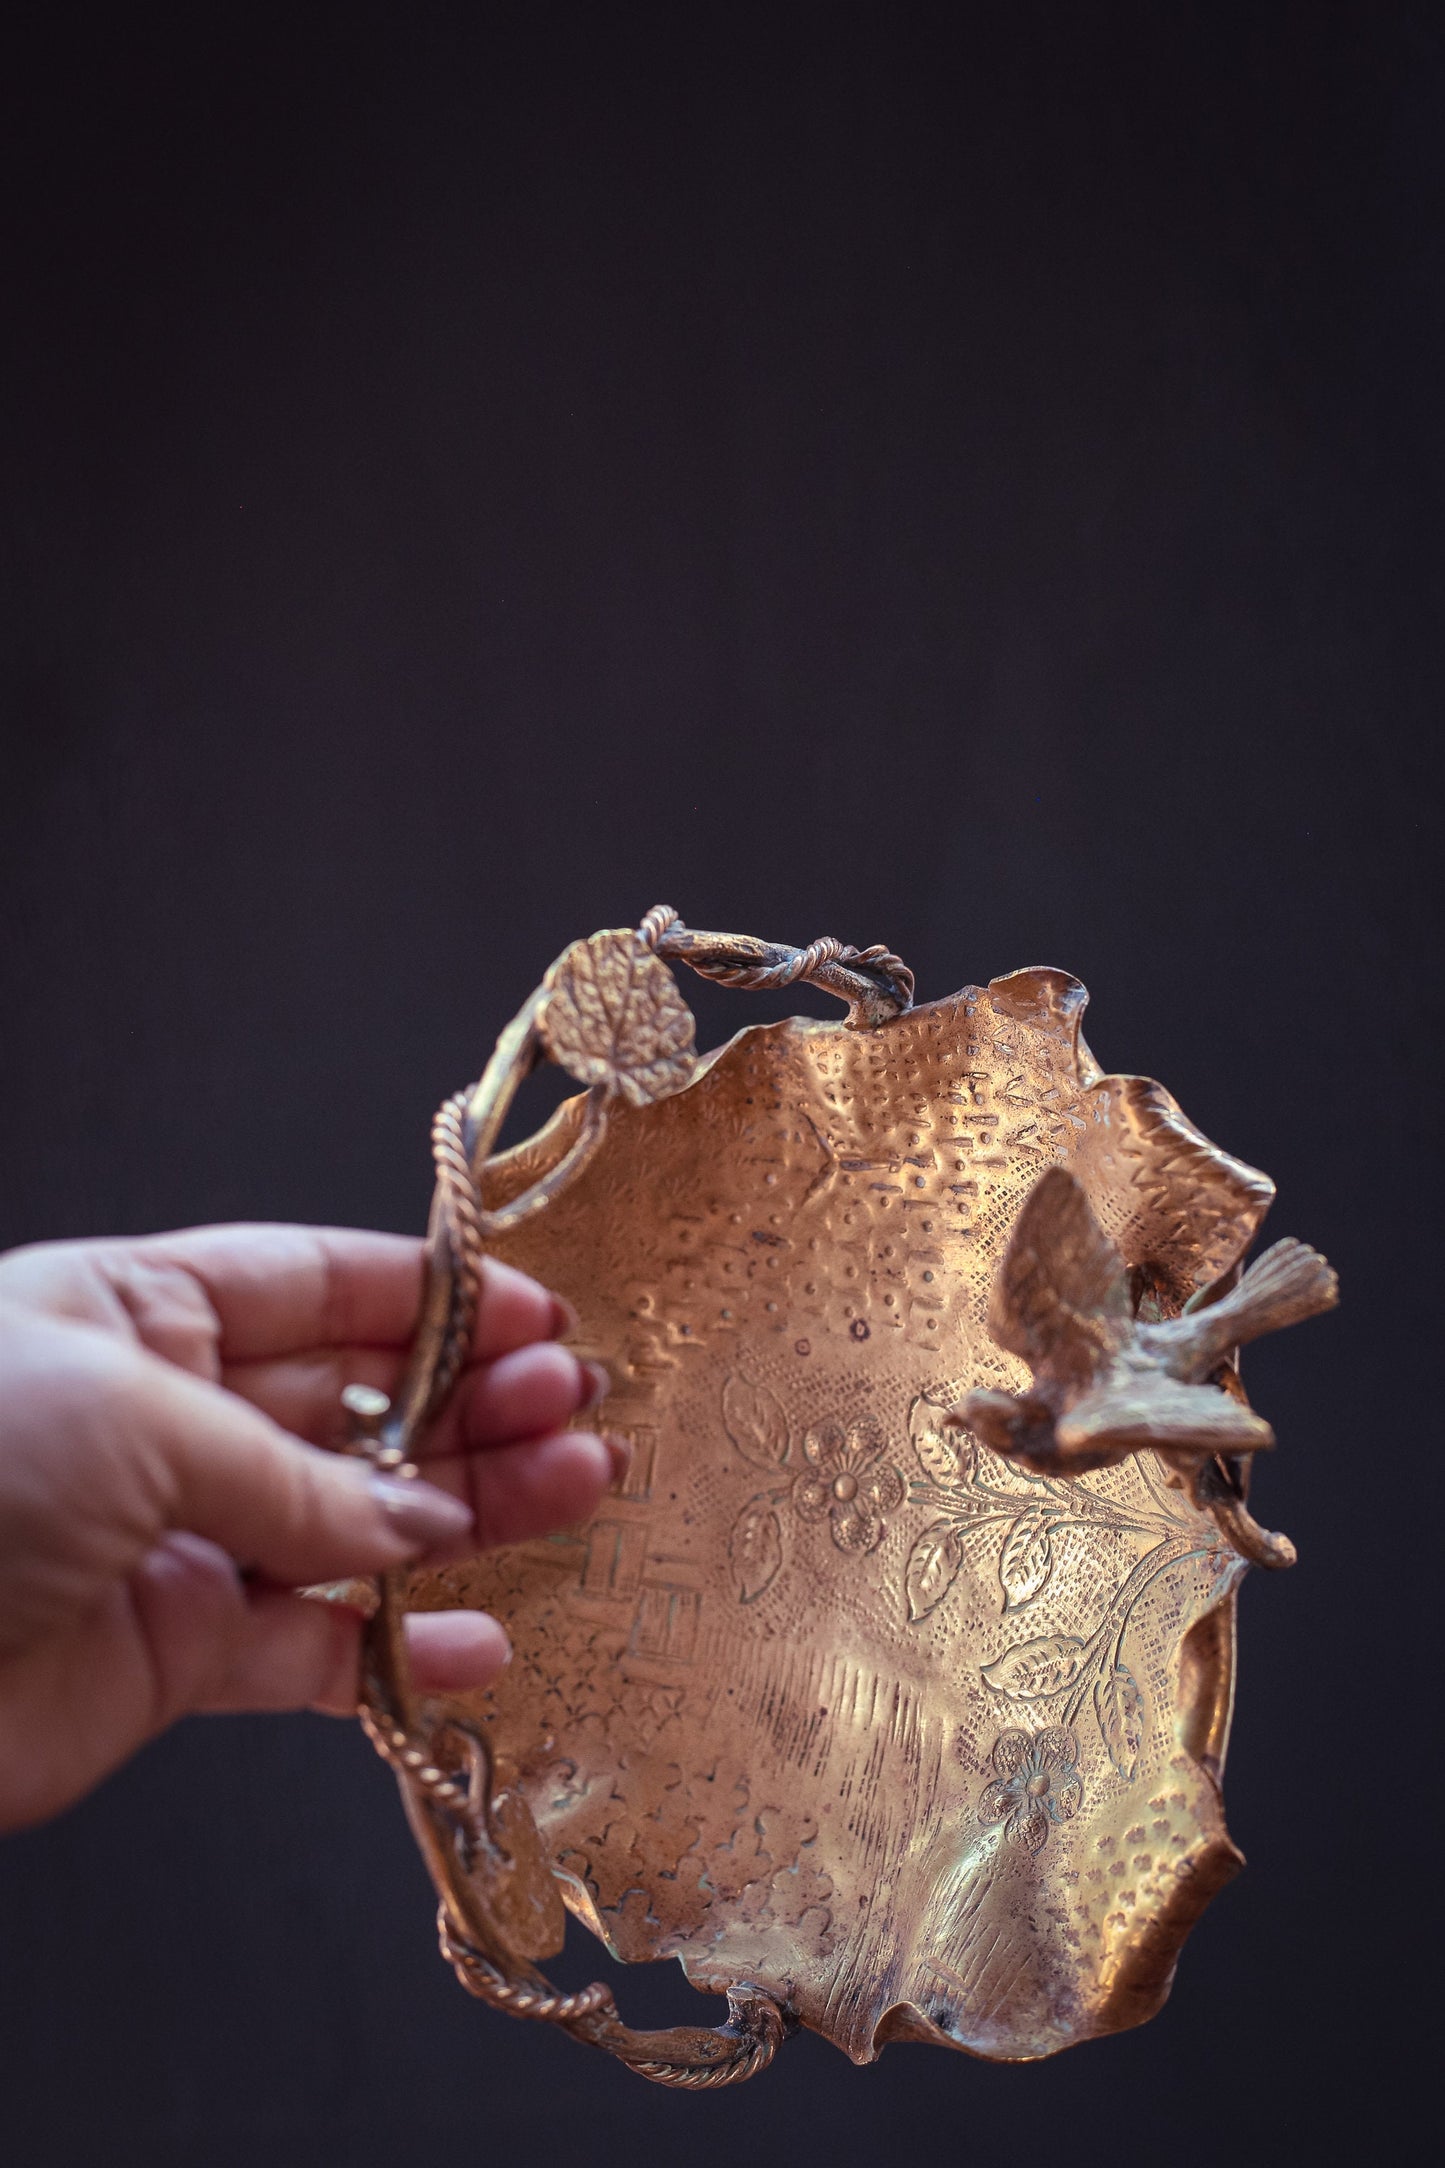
[{"left": 1, "top": 3, "right": 1437, "bottom": 2162}]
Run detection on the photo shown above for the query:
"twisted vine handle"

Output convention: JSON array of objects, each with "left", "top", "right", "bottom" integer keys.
[
  {"left": 641, "top": 904, "right": 914, "bottom": 1027},
  {"left": 342, "top": 907, "right": 909, "bottom": 2083}
]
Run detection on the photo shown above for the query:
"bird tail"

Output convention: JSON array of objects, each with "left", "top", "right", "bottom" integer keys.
[{"left": 1184, "top": 1238, "right": 1338, "bottom": 1368}]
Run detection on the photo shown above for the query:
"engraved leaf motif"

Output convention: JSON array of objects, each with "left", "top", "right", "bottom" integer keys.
[
  {"left": 722, "top": 1373, "right": 790, "bottom": 1470},
  {"left": 981, "top": 1634, "right": 1085, "bottom": 1700},
  {"left": 1094, "top": 1663, "right": 1145, "bottom": 1781},
  {"left": 905, "top": 1520, "right": 966, "bottom": 1622},
  {"left": 540, "top": 931, "right": 697, "bottom": 1107},
  {"left": 909, "top": 1392, "right": 964, "bottom": 1486},
  {"left": 729, "top": 1495, "right": 784, "bottom": 1603},
  {"left": 998, "top": 1506, "right": 1055, "bottom": 1612}
]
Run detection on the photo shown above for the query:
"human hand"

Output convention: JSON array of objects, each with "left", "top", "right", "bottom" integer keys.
[{"left": 0, "top": 1224, "right": 617, "bottom": 1832}]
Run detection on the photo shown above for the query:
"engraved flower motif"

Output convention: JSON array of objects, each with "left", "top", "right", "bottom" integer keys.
[
  {"left": 792, "top": 1417, "right": 905, "bottom": 1554},
  {"left": 976, "top": 1727, "right": 1083, "bottom": 1854}
]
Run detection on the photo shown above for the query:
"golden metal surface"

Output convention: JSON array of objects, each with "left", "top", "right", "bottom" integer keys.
[{"left": 343, "top": 911, "right": 1335, "bottom": 2081}]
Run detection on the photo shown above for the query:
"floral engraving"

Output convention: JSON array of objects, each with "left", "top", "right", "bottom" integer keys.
[
  {"left": 792, "top": 1419, "right": 904, "bottom": 1555},
  {"left": 1094, "top": 1662, "right": 1145, "bottom": 1781},
  {"left": 998, "top": 1503, "right": 1056, "bottom": 1611},
  {"left": 976, "top": 1727, "right": 1083, "bottom": 1854},
  {"left": 722, "top": 1388, "right": 909, "bottom": 1601},
  {"left": 909, "top": 1391, "right": 1237, "bottom": 1777},
  {"left": 722, "top": 1373, "right": 789, "bottom": 1469},
  {"left": 981, "top": 1634, "right": 1085, "bottom": 1699},
  {"left": 729, "top": 1494, "right": 784, "bottom": 1602},
  {"left": 723, "top": 1373, "right": 790, "bottom": 1602},
  {"left": 905, "top": 1520, "right": 966, "bottom": 1621}
]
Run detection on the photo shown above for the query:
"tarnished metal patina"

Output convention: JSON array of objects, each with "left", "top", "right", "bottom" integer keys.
[{"left": 338, "top": 910, "right": 1335, "bottom": 2085}]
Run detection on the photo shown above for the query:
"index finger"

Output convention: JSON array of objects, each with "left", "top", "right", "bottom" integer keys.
[{"left": 98, "top": 1224, "right": 567, "bottom": 1365}]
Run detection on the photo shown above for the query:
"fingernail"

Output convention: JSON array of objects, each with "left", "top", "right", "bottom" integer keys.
[
  {"left": 577, "top": 1359, "right": 611, "bottom": 1413},
  {"left": 603, "top": 1430, "right": 633, "bottom": 1484},
  {"left": 550, "top": 1293, "right": 581, "bottom": 1339},
  {"left": 370, "top": 1475, "right": 473, "bottom": 1548}
]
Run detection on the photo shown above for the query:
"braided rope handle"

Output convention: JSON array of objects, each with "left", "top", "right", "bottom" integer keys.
[
  {"left": 440, "top": 1913, "right": 615, "bottom": 2024},
  {"left": 439, "top": 1913, "right": 787, "bottom": 2085},
  {"left": 349, "top": 906, "right": 910, "bottom": 2082},
  {"left": 428, "top": 1089, "right": 484, "bottom": 1412},
  {"left": 639, "top": 903, "right": 914, "bottom": 1026},
  {"left": 359, "top": 1687, "right": 788, "bottom": 2084}
]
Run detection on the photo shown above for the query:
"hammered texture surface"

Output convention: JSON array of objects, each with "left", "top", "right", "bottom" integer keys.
[{"left": 408, "top": 969, "right": 1274, "bottom": 2062}]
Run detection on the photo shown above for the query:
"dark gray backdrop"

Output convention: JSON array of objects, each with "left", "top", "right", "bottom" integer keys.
[{"left": 1, "top": 4, "right": 1436, "bottom": 2163}]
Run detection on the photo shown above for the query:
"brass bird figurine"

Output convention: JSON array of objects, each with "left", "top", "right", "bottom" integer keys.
[{"left": 957, "top": 1167, "right": 1338, "bottom": 1568}]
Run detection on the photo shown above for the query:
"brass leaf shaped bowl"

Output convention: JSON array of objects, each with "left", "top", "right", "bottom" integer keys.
[{"left": 338, "top": 910, "right": 1335, "bottom": 2085}]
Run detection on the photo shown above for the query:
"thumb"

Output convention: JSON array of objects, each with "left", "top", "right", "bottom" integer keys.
[{"left": 120, "top": 1344, "right": 474, "bottom": 1583}]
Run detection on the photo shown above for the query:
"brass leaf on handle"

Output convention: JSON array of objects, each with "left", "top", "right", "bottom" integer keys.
[{"left": 539, "top": 930, "right": 697, "bottom": 1105}]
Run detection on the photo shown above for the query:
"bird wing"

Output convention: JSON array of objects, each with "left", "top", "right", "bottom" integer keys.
[
  {"left": 1155, "top": 1238, "right": 1340, "bottom": 1379},
  {"left": 990, "top": 1167, "right": 1132, "bottom": 1391},
  {"left": 1057, "top": 1375, "right": 1275, "bottom": 1464}
]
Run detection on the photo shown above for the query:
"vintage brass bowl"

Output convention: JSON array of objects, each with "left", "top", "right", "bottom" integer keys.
[{"left": 339, "top": 909, "right": 1335, "bottom": 2086}]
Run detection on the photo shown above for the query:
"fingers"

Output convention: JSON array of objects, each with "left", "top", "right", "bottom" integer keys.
[
  {"left": 452, "top": 1430, "right": 622, "bottom": 1547},
  {"left": 426, "top": 1343, "right": 607, "bottom": 1456},
  {"left": 112, "top": 1346, "right": 477, "bottom": 1585},
  {"left": 218, "top": 1345, "right": 406, "bottom": 1444},
  {"left": 5, "top": 1221, "right": 572, "bottom": 1373},
  {"left": 0, "top": 1226, "right": 425, "bottom": 1369},
  {"left": 470, "top": 1256, "right": 574, "bottom": 1361},
  {"left": 404, "top": 1610, "right": 513, "bottom": 1694},
  {"left": 124, "top": 1336, "right": 620, "bottom": 1580},
  {"left": 126, "top": 1534, "right": 247, "bottom": 1729},
  {"left": 155, "top": 1228, "right": 567, "bottom": 1364},
  {"left": 131, "top": 1536, "right": 512, "bottom": 1719},
  {"left": 10, "top": 1219, "right": 598, "bottom": 1476},
  {"left": 223, "top": 1333, "right": 602, "bottom": 1455},
  {"left": 3, "top": 1308, "right": 619, "bottom": 1662},
  {"left": 352, "top": 1425, "right": 624, "bottom": 1544},
  {"left": 132, "top": 1225, "right": 426, "bottom": 1360},
  {"left": 199, "top": 1594, "right": 514, "bottom": 1715}
]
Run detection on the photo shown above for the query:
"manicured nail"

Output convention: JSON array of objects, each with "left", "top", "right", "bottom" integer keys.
[
  {"left": 370, "top": 1475, "right": 473, "bottom": 1548},
  {"left": 550, "top": 1293, "right": 581, "bottom": 1339},
  {"left": 603, "top": 1430, "right": 634, "bottom": 1484},
  {"left": 577, "top": 1359, "right": 611, "bottom": 1412}
]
